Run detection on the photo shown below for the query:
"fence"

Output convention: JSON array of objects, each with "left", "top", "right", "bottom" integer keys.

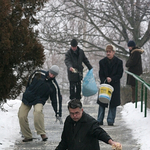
[{"left": 125, "top": 70, "right": 150, "bottom": 117}]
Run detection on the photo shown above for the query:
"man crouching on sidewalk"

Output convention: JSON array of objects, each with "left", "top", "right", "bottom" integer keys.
[{"left": 18, "top": 65, "right": 63, "bottom": 142}]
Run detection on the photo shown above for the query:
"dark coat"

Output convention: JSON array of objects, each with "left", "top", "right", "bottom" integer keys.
[
  {"left": 22, "top": 70, "right": 62, "bottom": 117},
  {"left": 65, "top": 47, "right": 92, "bottom": 82},
  {"left": 55, "top": 111, "right": 112, "bottom": 150},
  {"left": 126, "top": 48, "right": 144, "bottom": 86},
  {"left": 97, "top": 56, "right": 123, "bottom": 108}
]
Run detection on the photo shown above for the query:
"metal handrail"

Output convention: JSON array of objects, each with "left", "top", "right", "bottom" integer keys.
[{"left": 125, "top": 70, "right": 150, "bottom": 117}]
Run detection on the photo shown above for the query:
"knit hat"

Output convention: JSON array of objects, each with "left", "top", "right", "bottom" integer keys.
[
  {"left": 128, "top": 40, "right": 136, "bottom": 47},
  {"left": 71, "top": 39, "right": 78, "bottom": 47},
  {"left": 105, "top": 44, "right": 116, "bottom": 52},
  {"left": 49, "top": 65, "right": 59, "bottom": 76}
]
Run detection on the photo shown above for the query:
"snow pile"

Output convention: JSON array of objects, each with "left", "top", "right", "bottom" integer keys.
[
  {"left": 121, "top": 102, "right": 150, "bottom": 150},
  {"left": 0, "top": 100, "right": 21, "bottom": 149}
]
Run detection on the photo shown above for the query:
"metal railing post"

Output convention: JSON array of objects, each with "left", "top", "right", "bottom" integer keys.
[
  {"left": 144, "top": 87, "right": 147, "bottom": 117},
  {"left": 135, "top": 80, "right": 138, "bottom": 108},
  {"left": 141, "top": 83, "right": 143, "bottom": 112}
]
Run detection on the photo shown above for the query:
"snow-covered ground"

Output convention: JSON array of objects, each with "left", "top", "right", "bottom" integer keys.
[
  {"left": 0, "top": 100, "right": 150, "bottom": 150},
  {"left": 121, "top": 102, "right": 150, "bottom": 150}
]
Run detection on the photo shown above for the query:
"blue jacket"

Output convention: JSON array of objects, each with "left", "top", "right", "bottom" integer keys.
[{"left": 22, "top": 70, "right": 62, "bottom": 117}]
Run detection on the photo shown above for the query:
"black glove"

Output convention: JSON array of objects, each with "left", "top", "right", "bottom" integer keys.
[{"left": 55, "top": 116, "right": 63, "bottom": 124}]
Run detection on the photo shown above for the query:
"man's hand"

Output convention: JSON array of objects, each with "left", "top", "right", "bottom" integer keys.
[
  {"left": 106, "top": 77, "right": 112, "bottom": 83},
  {"left": 70, "top": 67, "right": 74, "bottom": 72},
  {"left": 112, "top": 142, "right": 122, "bottom": 150},
  {"left": 108, "top": 139, "right": 122, "bottom": 150},
  {"left": 70, "top": 67, "right": 77, "bottom": 73},
  {"left": 56, "top": 116, "right": 63, "bottom": 124}
]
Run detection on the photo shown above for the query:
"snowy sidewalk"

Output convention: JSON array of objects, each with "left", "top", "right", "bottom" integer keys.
[{"left": 4, "top": 102, "right": 140, "bottom": 150}]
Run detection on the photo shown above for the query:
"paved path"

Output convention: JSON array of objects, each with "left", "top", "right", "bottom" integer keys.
[{"left": 9, "top": 102, "right": 140, "bottom": 150}]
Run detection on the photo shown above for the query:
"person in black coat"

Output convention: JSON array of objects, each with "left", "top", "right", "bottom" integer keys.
[
  {"left": 55, "top": 99, "right": 122, "bottom": 150},
  {"left": 18, "top": 65, "right": 63, "bottom": 142},
  {"left": 97, "top": 44, "right": 123, "bottom": 126},
  {"left": 65, "top": 38, "right": 93, "bottom": 100},
  {"left": 126, "top": 40, "right": 144, "bottom": 103}
]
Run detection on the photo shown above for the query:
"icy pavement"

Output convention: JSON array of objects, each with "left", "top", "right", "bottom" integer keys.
[{"left": 6, "top": 103, "right": 140, "bottom": 150}]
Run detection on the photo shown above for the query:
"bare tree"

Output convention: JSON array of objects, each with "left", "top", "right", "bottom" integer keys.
[
  {"left": 33, "top": 0, "right": 150, "bottom": 102},
  {"left": 36, "top": 0, "right": 150, "bottom": 57}
]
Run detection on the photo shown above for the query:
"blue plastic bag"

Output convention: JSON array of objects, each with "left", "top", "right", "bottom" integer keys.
[{"left": 82, "top": 69, "right": 98, "bottom": 97}]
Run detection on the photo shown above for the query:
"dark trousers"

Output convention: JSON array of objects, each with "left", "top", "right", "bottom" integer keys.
[{"left": 69, "top": 81, "right": 81, "bottom": 100}]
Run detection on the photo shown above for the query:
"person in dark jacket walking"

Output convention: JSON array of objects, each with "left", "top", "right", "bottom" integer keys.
[
  {"left": 18, "top": 65, "right": 63, "bottom": 142},
  {"left": 126, "top": 40, "right": 144, "bottom": 103},
  {"left": 65, "top": 38, "right": 93, "bottom": 100},
  {"left": 97, "top": 44, "right": 123, "bottom": 126},
  {"left": 55, "top": 99, "right": 122, "bottom": 150}
]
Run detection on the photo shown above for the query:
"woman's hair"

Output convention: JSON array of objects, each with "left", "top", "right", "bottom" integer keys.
[{"left": 68, "top": 99, "right": 82, "bottom": 109}]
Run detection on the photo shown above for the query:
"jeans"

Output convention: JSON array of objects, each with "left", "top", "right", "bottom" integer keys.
[{"left": 97, "top": 105, "right": 116, "bottom": 124}]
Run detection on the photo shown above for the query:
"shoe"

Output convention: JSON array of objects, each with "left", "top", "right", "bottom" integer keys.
[
  {"left": 108, "top": 123, "right": 114, "bottom": 126},
  {"left": 41, "top": 134, "right": 48, "bottom": 141},
  {"left": 22, "top": 138, "right": 33, "bottom": 142}
]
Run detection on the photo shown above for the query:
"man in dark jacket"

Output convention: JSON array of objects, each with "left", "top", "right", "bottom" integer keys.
[
  {"left": 55, "top": 99, "right": 122, "bottom": 150},
  {"left": 97, "top": 44, "right": 123, "bottom": 126},
  {"left": 18, "top": 65, "right": 62, "bottom": 142},
  {"left": 65, "top": 38, "right": 93, "bottom": 100},
  {"left": 126, "top": 40, "right": 144, "bottom": 103}
]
